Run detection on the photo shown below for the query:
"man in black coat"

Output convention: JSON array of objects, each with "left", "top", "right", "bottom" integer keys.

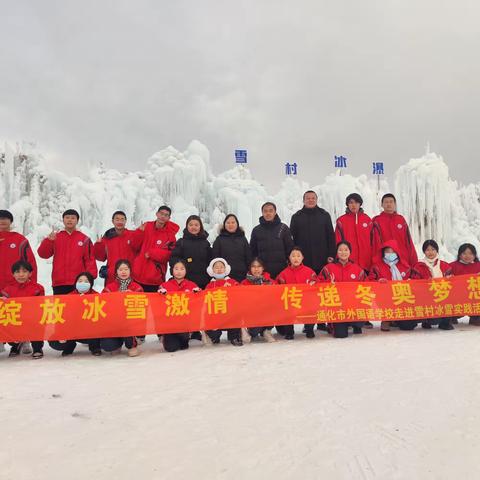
[
  {"left": 290, "top": 191, "right": 336, "bottom": 332},
  {"left": 250, "top": 202, "right": 294, "bottom": 279},
  {"left": 290, "top": 190, "right": 336, "bottom": 274}
]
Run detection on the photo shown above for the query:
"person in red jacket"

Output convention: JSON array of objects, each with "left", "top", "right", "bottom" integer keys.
[
  {"left": 94, "top": 210, "right": 142, "bottom": 286},
  {"left": 205, "top": 257, "right": 244, "bottom": 346},
  {"left": 0, "top": 260, "right": 45, "bottom": 358},
  {"left": 37, "top": 209, "right": 97, "bottom": 295},
  {"left": 0, "top": 209, "right": 38, "bottom": 290},
  {"left": 240, "top": 257, "right": 276, "bottom": 342},
  {"left": 318, "top": 241, "right": 366, "bottom": 338},
  {"left": 372, "top": 194, "right": 418, "bottom": 267},
  {"left": 335, "top": 194, "right": 373, "bottom": 272},
  {"left": 412, "top": 239, "right": 454, "bottom": 330},
  {"left": 369, "top": 240, "right": 417, "bottom": 331},
  {"left": 158, "top": 260, "right": 201, "bottom": 352},
  {"left": 276, "top": 246, "right": 317, "bottom": 339},
  {"left": 133, "top": 206, "right": 179, "bottom": 292},
  {"left": 48, "top": 271, "right": 102, "bottom": 356},
  {"left": 450, "top": 243, "right": 480, "bottom": 326},
  {"left": 101, "top": 259, "right": 144, "bottom": 357}
]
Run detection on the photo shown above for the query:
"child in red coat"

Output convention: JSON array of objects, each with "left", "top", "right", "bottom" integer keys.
[
  {"left": 412, "top": 240, "right": 453, "bottom": 330},
  {"left": 205, "top": 257, "right": 244, "bottom": 346},
  {"left": 48, "top": 271, "right": 102, "bottom": 356},
  {"left": 159, "top": 260, "right": 201, "bottom": 352},
  {"left": 0, "top": 260, "right": 45, "bottom": 358},
  {"left": 241, "top": 258, "right": 276, "bottom": 342},
  {"left": 101, "top": 259, "right": 144, "bottom": 357},
  {"left": 318, "top": 241, "right": 366, "bottom": 338},
  {"left": 369, "top": 240, "right": 417, "bottom": 331},
  {"left": 449, "top": 243, "right": 480, "bottom": 326},
  {"left": 276, "top": 247, "right": 317, "bottom": 339}
]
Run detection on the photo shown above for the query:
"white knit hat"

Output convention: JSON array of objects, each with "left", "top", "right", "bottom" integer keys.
[{"left": 207, "top": 257, "right": 231, "bottom": 277}]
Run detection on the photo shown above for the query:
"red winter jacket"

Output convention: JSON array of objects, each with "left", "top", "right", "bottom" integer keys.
[
  {"left": 449, "top": 260, "right": 480, "bottom": 276},
  {"left": 0, "top": 231, "right": 38, "bottom": 289},
  {"left": 103, "top": 279, "right": 144, "bottom": 293},
  {"left": 1, "top": 280, "right": 45, "bottom": 298},
  {"left": 276, "top": 264, "right": 317, "bottom": 284},
  {"left": 335, "top": 211, "right": 373, "bottom": 271},
  {"left": 372, "top": 212, "right": 418, "bottom": 267},
  {"left": 37, "top": 230, "right": 97, "bottom": 287},
  {"left": 369, "top": 241, "right": 411, "bottom": 281},
  {"left": 161, "top": 278, "right": 199, "bottom": 292},
  {"left": 240, "top": 272, "right": 276, "bottom": 286},
  {"left": 94, "top": 229, "right": 142, "bottom": 284},
  {"left": 318, "top": 260, "right": 366, "bottom": 283},
  {"left": 133, "top": 220, "right": 179, "bottom": 286},
  {"left": 205, "top": 277, "right": 239, "bottom": 289},
  {"left": 412, "top": 260, "right": 452, "bottom": 279}
]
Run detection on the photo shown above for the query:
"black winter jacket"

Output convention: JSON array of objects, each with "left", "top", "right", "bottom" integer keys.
[
  {"left": 169, "top": 230, "right": 212, "bottom": 288},
  {"left": 250, "top": 215, "right": 294, "bottom": 279}
]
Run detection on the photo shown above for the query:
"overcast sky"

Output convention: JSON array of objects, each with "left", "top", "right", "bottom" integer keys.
[{"left": 1, "top": 0, "right": 479, "bottom": 189}]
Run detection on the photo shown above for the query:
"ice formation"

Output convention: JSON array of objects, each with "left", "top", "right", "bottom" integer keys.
[{"left": 1, "top": 139, "right": 479, "bottom": 265}]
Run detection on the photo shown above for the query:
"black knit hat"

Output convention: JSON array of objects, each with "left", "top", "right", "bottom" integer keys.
[
  {"left": 0, "top": 210, "right": 14, "bottom": 222},
  {"left": 345, "top": 193, "right": 363, "bottom": 206}
]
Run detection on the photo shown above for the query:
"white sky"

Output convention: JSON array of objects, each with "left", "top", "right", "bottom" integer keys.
[{"left": 1, "top": 0, "right": 479, "bottom": 189}]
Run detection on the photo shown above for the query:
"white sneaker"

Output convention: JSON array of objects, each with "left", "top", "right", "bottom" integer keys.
[
  {"left": 241, "top": 328, "right": 251, "bottom": 344},
  {"left": 21, "top": 342, "right": 32, "bottom": 354},
  {"left": 263, "top": 329, "right": 276, "bottom": 343},
  {"left": 128, "top": 347, "right": 139, "bottom": 357},
  {"left": 201, "top": 331, "right": 213, "bottom": 346}
]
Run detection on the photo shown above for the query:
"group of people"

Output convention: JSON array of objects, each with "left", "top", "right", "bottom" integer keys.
[{"left": 1, "top": 190, "right": 479, "bottom": 359}]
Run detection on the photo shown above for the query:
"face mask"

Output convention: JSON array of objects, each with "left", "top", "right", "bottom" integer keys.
[
  {"left": 76, "top": 282, "right": 91, "bottom": 294},
  {"left": 384, "top": 253, "right": 398, "bottom": 262},
  {"left": 212, "top": 273, "right": 226, "bottom": 280}
]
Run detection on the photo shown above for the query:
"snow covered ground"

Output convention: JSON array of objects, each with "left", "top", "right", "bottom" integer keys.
[{"left": 2, "top": 320, "right": 480, "bottom": 480}]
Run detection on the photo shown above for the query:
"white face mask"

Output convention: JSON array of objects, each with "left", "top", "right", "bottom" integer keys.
[
  {"left": 76, "top": 282, "right": 91, "bottom": 294},
  {"left": 212, "top": 273, "right": 226, "bottom": 280}
]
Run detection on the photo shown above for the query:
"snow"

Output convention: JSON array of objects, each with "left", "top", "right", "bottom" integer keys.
[
  {"left": 1, "top": 139, "right": 480, "bottom": 284},
  {"left": 2, "top": 321, "right": 480, "bottom": 479}
]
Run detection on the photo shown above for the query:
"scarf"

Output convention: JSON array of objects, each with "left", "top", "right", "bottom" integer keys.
[
  {"left": 117, "top": 278, "right": 132, "bottom": 292},
  {"left": 246, "top": 274, "right": 270, "bottom": 285},
  {"left": 383, "top": 257, "right": 403, "bottom": 281},
  {"left": 421, "top": 256, "right": 443, "bottom": 278}
]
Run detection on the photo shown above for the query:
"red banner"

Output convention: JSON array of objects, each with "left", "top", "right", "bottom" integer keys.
[{"left": 0, "top": 275, "right": 478, "bottom": 342}]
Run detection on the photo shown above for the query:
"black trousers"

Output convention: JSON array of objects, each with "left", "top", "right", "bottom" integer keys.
[
  {"left": 100, "top": 337, "right": 137, "bottom": 351},
  {"left": 49, "top": 338, "right": 101, "bottom": 354},
  {"left": 9, "top": 341, "right": 44, "bottom": 352},
  {"left": 163, "top": 333, "right": 189, "bottom": 352},
  {"left": 138, "top": 283, "right": 159, "bottom": 293},
  {"left": 53, "top": 285, "right": 75, "bottom": 295},
  {"left": 332, "top": 322, "right": 364, "bottom": 338}
]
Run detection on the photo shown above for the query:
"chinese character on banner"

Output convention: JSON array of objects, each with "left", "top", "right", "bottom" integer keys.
[
  {"left": 317, "top": 285, "right": 342, "bottom": 307},
  {"left": 391, "top": 283, "right": 415, "bottom": 305},
  {"left": 165, "top": 293, "right": 190, "bottom": 317},
  {"left": 281, "top": 286, "right": 303, "bottom": 310},
  {"left": 334, "top": 155, "right": 347, "bottom": 168},
  {"left": 372, "top": 162, "right": 384, "bottom": 175},
  {"left": 124, "top": 294, "right": 149, "bottom": 319},
  {"left": 235, "top": 149, "right": 247, "bottom": 164},
  {"left": 0, "top": 300, "right": 22, "bottom": 326},
  {"left": 429, "top": 279, "right": 453, "bottom": 303},
  {"left": 82, "top": 297, "right": 107, "bottom": 322},
  {"left": 204, "top": 290, "right": 228, "bottom": 314},
  {"left": 39, "top": 298, "right": 66, "bottom": 325},
  {"left": 467, "top": 276, "right": 480, "bottom": 300},
  {"left": 285, "top": 162, "right": 298, "bottom": 175},
  {"left": 354, "top": 285, "right": 376, "bottom": 306}
]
